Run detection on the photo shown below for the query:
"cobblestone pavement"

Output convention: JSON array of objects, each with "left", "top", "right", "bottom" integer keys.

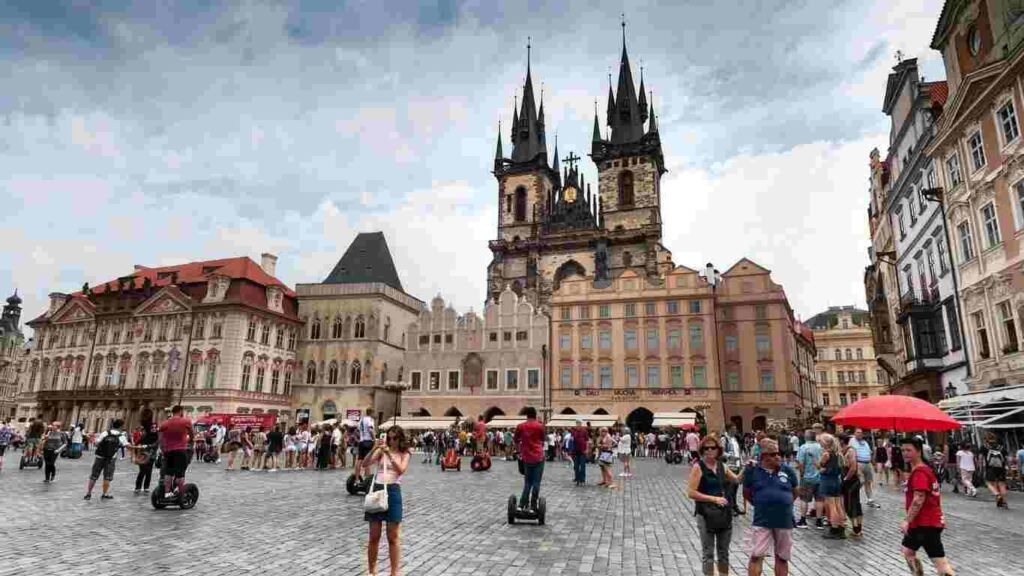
[{"left": 1, "top": 451, "right": 1023, "bottom": 576}]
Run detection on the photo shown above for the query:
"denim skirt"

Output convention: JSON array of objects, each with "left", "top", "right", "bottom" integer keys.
[{"left": 364, "top": 484, "right": 403, "bottom": 524}]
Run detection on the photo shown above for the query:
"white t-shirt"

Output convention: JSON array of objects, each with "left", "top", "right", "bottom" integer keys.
[
  {"left": 618, "top": 433, "right": 632, "bottom": 455},
  {"left": 332, "top": 428, "right": 342, "bottom": 446},
  {"left": 359, "top": 416, "right": 375, "bottom": 442},
  {"left": 956, "top": 449, "right": 975, "bottom": 471}
]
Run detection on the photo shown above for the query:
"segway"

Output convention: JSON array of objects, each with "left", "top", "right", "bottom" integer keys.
[
  {"left": 507, "top": 494, "right": 546, "bottom": 525},
  {"left": 664, "top": 450, "right": 684, "bottom": 465},
  {"left": 346, "top": 473, "right": 373, "bottom": 495},
  {"left": 151, "top": 474, "right": 199, "bottom": 510},
  {"left": 19, "top": 451, "right": 42, "bottom": 470},
  {"left": 440, "top": 448, "right": 461, "bottom": 471},
  {"left": 470, "top": 450, "right": 492, "bottom": 472}
]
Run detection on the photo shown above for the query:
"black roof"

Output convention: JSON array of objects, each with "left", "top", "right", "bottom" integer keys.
[
  {"left": 806, "top": 306, "right": 869, "bottom": 330},
  {"left": 323, "top": 232, "right": 404, "bottom": 291}
]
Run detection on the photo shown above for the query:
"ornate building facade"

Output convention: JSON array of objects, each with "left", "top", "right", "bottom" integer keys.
[
  {"left": 0, "top": 291, "right": 24, "bottom": 419},
  {"left": 808, "top": 306, "right": 888, "bottom": 417},
  {"left": 401, "top": 289, "right": 547, "bottom": 421},
  {"left": 486, "top": 31, "right": 672, "bottom": 311},
  {"left": 292, "top": 232, "right": 422, "bottom": 424},
  {"left": 17, "top": 255, "right": 301, "bottom": 431}
]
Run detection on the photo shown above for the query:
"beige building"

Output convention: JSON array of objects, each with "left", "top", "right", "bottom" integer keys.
[
  {"left": 927, "top": 0, "right": 1024, "bottom": 390},
  {"left": 549, "top": 259, "right": 817, "bottom": 434},
  {"left": 402, "top": 288, "right": 548, "bottom": 421},
  {"left": 292, "top": 232, "right": 423, "bottom": 424},
  {"left": 17, "top": 254, "right": 302, "bottom": 431},
  {"left": 808, "top": 306, "right": 888, "bottom": 417}
]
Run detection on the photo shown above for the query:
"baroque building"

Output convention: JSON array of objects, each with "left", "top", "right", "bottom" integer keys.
[
  {"left": 0, "top": 291, "right": 24, "bottom": 419},
  {"left": 487, "top": 30, "right": 672, "bottom": 311},
  {"left": 17, "top": 255, "right": 301, "bottom": 431},
  {"left": 808, "top": 306, "right": 888, "bottom": 417},
  {"left": 401, "top": 289, "right": 548, "bottom": 422},
  {"left": 293, "top": 232, "right": 422, "bottom": 424}
]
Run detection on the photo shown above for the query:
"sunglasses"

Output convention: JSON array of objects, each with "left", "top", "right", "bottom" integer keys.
[{"left": 762, "top": 452, "right": 781, "bottom": 457}]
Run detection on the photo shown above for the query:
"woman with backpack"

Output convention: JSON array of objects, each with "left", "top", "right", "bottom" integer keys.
[
  {"left": 838, "top": 434, "right": 863, "bottom": 538},
  {"left": 687, "top": 435, "right": 738, "bottom": 576},
  {"left": 983, "top": 432, "right": 1010, "bottom": 509}
]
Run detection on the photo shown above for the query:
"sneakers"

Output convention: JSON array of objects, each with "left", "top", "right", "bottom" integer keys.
[
  {"left": 269, "top": 468, "right": 278, "bottom": 472},
  {"left": 815, "top": 517, "right": 826, "bottom": 530},
  {"left": 83, "top": 493, "right": 91, "bottom": 500},
  {"left": 796, "top": 517, "right": 809, "bottom": 529},
  {"left": 100, "top": 494, "right": 113, "bottom": 500}
]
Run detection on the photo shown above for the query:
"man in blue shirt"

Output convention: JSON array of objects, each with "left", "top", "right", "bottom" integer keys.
[
  {"left": 743, "top": 439, "right": 798, "bottom": 576},
  {"left": 850, "top": 428, "right": 880, "bottom": 508},
  {"left": 794, "top": 430, "right": 824, "bottom": 529}
]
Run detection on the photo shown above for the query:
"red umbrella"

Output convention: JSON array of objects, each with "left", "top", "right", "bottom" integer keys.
[
  {"left": 677, "top": 423, "right": 698, "bottom": 431},
  {"left": 831, "top": 395, "right": 961, "bottom": 432}
]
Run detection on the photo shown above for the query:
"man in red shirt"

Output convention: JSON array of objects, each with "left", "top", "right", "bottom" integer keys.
[
  {"left": 571, "top": 419, "right": 590, "bottom": 485},
  {"left": 513, "top": 406, "right": 545, "bottom": 511},
  {"left": 474, "top": 415, "right": 487, "bottom": 454},
  {"left": 158, "top": 405, "right": 193, "bottom": 498},
  {"left": 900, "top": 436, "right": 954, "bottom": 576}
]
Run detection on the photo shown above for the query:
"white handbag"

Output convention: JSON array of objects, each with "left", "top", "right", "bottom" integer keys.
[{"left": 363, "top": 467, "right": 389, "bottom": 514}]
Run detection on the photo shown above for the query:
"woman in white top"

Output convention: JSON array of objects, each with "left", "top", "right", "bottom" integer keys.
[
  {"left": 363, "top": 425, "right": 411, "bottom": 576},
  {"left": 618, "top": 427, "right": 633, "bottom": 478}
]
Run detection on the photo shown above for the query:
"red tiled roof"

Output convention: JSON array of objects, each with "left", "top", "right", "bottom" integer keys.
[
  {"left": 78, "top": 257, "right": 295, "bottom": 298},
  {"left": 925, "top": 81, "right": 949, "bottom": 109}
]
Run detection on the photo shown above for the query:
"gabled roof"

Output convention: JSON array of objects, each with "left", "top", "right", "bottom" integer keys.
[
  {"left": 82, "top": 256, "right": 293, "bottom": 297},
  {"left": 323, "top": 232, "right": 404, "bottom": 291},
  {"left": 925, "top": 80, "right": 949, "bottom": 108},
  {"left": 721, "top": 258, "right": 771, "bottom": 277}
]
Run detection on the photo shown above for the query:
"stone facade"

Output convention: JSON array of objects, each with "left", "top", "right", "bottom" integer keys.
[
  {"left": 0, "top": 292, "right": 24, "bottom": 420},
  {"left": 808, "top": 306, "right": 888, "bottom": 417},
  {"left": 402, "top": 288, "right": 547, "bottom": 421},
  {"left": 17, "top": 256, "right": 301, "bottom": 431}
]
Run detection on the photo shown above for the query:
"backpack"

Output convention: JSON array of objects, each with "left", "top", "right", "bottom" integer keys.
[
  {"left": 986, "top": 448, "right": 1006, "bottom": 469},
  {"left": 96, "top": 431, "right": 121, "bottom": 458}
]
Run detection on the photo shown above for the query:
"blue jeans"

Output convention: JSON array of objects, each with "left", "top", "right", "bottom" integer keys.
[
  {"left": 520, "top": 461, "right": 544, "bottom": 509},
  {"left": 573, "top": 452, "right": 587, "bottom": 483}
]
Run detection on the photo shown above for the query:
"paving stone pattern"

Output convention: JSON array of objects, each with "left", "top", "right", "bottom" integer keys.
[{"left": 0, "top": 453, "right": 1022, "bottom": 575}]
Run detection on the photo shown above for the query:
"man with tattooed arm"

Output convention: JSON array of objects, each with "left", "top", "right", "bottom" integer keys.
[{"left": 899, "top": 436, "right": 955, "bottom": 576}]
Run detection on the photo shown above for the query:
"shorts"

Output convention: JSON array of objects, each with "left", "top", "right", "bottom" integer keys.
[
  {"left": 364, "top": 484, "right": 403, "bottom": 524},
  {"left": 820, "top": 476, "right": 841, "bottom": 498},
  {"left": 798, "top": 479, "right": 821, "bottom": 502},
  {"left": 749, "top": 527, "right": 792, "bottom": 561},
  {"left": 986, "top": 467, "right": 1007, "bottom": 483},
  {"left": 902, "top": 527, "right": 945, "bottom": 559},
  {"left": 90, "top": 456, "right": 116, "bottom": 482},
  {"left": 858, "top": 462, "right": 874, "bottom": 483},
  {"left": 163, "top": 450, "right": 190, "bottom": 478},
  {"left": 24, "top": 438, "right": 39, "bottom": 451},
  {"left": 358, "top": 440, "right": 374, "bottom": 459}
]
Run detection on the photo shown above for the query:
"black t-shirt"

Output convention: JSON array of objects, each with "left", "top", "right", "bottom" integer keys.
[{"left": 267, "top": 431, "right": 284, "bottom": 452}]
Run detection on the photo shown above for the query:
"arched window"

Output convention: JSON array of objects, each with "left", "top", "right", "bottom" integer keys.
[
  {"left": 514, "top": 186, "right": 527, "bottom": 222},
  {"left": 380, "top": 363, "right": 388, "bottom": 385},
  {"left": 354, "top": 317, "right": 366, "bottom": 339},
  {"left": 845, "top": 348, "right": 852, "bottom": 360},
  {"left": 310, "top": 318, "right": 321, "bottom": 340},
  {"left": 384, "top": 317, "right": 391, "bottom": 342},
  {"left": 241, "top": 354, "right": 254, "bottom": 391},
  {"left": 306, "top": 361, "right": 317, "bottom": 385},
  {"left": 328, "top": 361, "right": 339, "bottom": 385},
  {"left": 350, "top": 360, "right": 362, "bottom": 385},
  {"left": 332, "top": 316, "right": 343, "bottom": 339},
  {"left": 834, "top": 349, "right": 841, "bottom": 360},
  {"left": 856, "top": 348, "right": 863, "bottom": 360},
  {"left": 618, "top": 170, "right": 634, "bottom": 206},
  {"left": 118, "top": 354, "right": 131, "bottom": 389}
]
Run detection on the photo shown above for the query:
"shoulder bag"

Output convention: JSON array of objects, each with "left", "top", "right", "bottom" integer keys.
[
  {"left": 363, "top": 456, "right": 390, "bottom": 514},
  {"left": 695, "top": 461, "right": 733, "bottom": 533}
]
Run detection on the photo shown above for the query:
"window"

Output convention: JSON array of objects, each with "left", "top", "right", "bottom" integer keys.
[
  {"left": 489, "top": 332, "right": 497, "bottom": 342},
  {"left": 515, "top": 330, "right": 528, "bottom": 342},
  {"left": 581, "top": 333, "right": 593, "bottom": 349},
  {"left": 998, "top": 100, "right": 1020, "bottom": 144},
  {"left": 408, "top": 371, "right": 422, "bottom": 391},
  {"left": 982, "top": 203, "right": 1001, "bottom": 248},
  {"left": 350, "top": 361, "right": 362, "bottom": 385},
  {"left": 527, "top": 369, "right": 540, "bottom": 390},
  {"left": 332, "top": 317, "right": 343, "bottom": 339},
  {"left": 286, "top": 329, "right": 295, "bottom": 350},
  {"left": 428, "top": 371, "right": 440, "bottom": 391},
  {"left": 973, "top": 311, "right": 991, "bottom": 360},
  {"left": 309, "top": 318, "right": 320, "bottom": 340},
  {"left": 599, "top": 305, "right": 610, "bottom": 318},
  {"left": 305, "top": 362, "right": 316, "bottom": 385},
  {"left": 937, "top": 236, "right": 950, "bottom": 274},
  {"left": 998, "top": 301, "right": 1019, "bottom": 353},
  {"left": 241, "top": 359, "right": 253, "bottom": 391},
  {"left": 957, "top": 221, "right": 975, "bottom": 261},
  {"left": 514, "top": 187, "right": 527, "bottom": 222},
  {"left": 270, "top": 368, "right": 280, "bottom": 394},
  {"left": 599, "top": 330, "right": 611, "bottom": 350},
  {"left": 759, "top": 370, "right": 774, "bottom": 391},
  {"left": 328, "top": 362, "right": 339, "bottom": 385},
  {"left": 926, "top": 249, "right": 937, "bottom": 286},
  {"left": 822, "top": 393, "right": 830, "bottom": 406},
  {"left": 505, "top": 369, "right": 518, "bottom": 390},
  {"left": 645, "top": 302, "right": 656, "bottom": 316},
  {"left": 432, "top": 334, "right": 441, "bottom": 344},
  {"left": 833, "top": 349, "right": 841, "bottom": 360},
  {"left": 840, "top": 393, "right": 848, "bottom": 406},
  {"left": 624, "top": 303, "right": 636, "bottom": 317},
  {"left": 689, "top": 300, "right": 701, "bottom": 314},
  {"left": 847, "top": 370, "right": 856, "bottom": 382},
  {"left": 624, "top": 329, "right": 637, "bottom": 350},
  {"left": 755, "top": 305, "right": 767, "bottom": 320},
  {"left": 618, "top": 170, "right": 634, "bottom": 205},
  {"left": 626, "top": 365, "right": 639, "bottom": 387},
  {"left": 917, "top": 186, "right": 927, "bottom": 214},
  {"left": 205, "top": 363, "right": 217, "bottom": 389},
  {"left": 858, "top": 370, "right": 866, "bottom": 383},
  {"left": 946, "top": 301, "right": 962, "bottom": 351},
  {"left": 725, "top": 371, "right": 739, "bottom": 391},
  {"left": 667, "top": 301, "right": 679, "bottom": 314},
  {"left": 111, "top": 324, "right": 121, "bottom": 345},
  {"left": 578, "top": 306, "right": 590, "bottom": 319},
  {"left": 255, "top": 366, "right": 265, "bottom": 392},
  {"left": 670, "top": 365, "right": 683, "bottom": 388},
  {"left": 485, "top": 370, "right": 498, "bottom": 391},
  {"left": 599, "top": 366, "right": 612, "bottom": 388},
  {"left": 275, "top": 326, "right": 284, "bottom": 348},
  {"left": 561, "top": 307, "right": 571, "bottom": 321},
  {"left": 646, "top": 329, "right": 659, "bottom": 351},
  {"left": 560, "top": 367, "right": 572, "bottom": 388},
  {"left": 646, "top": 366, "right": 660, "bottom": 388},
  {"left": 444, "top": 334, "right": 453, "bottom": 344},
  {"left": 968, "top": 131, "right": 986, "bottom": 172},
  {"left": 447, "top": 371, "right": 460, "bottom": 391},
  {"left": 844, "top": 348, "right": 852, "bottom": 360},
  {"left": 818, "top": 371, "right": 828, "bottom": 384},
  {"left": 581, "top": 368, "right": 594, "bottom": 387},
  {"left": 693, "top": 366, "right": 707, "bottom": 388},
  {"left": 260, "top": 323, "right": 270, "bottom": 345},
  {"left": 908, "top": 199, "right": 917, "bottom": 226},
  {"left": 503, "top": 331, "right": 512, "bottom": 342},
  {"left": 896, "top": 207, "right": 906, "bottom": 237},
  {"left": 559, "top": 334, "right": 571, "bottom": 351},
  {"left": 667, "top": 329, "right": 682, "bottom": 349},
  {"left": 838, "top": 371, "right": 846, "bottom": 383},
  {"left": 354, "top": 318, "right": 366, "bottom": 338},
  {"left": 689, "top": 323, "right": 704, "bottom": 351},
  {"left": 946, "top": 153, "right": 962, "bottom": 187},
  {"left": 155, "top": 320, "right": 166, "bottom": 342},
  {"left": 755, "top": 325, "right": 771, "bottom": 356}
]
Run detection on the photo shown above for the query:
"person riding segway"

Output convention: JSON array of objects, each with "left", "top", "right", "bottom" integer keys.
[
  {"left": 508, "top": 407, "right": 546, "bottom": 525},
  {"left": 152, "top": 405, "right": 199, "bottom": 510},
  {"left": 470, "top": 415, "right": 492, "bottom": 472}
]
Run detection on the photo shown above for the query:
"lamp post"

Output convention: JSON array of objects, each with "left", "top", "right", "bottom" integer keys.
[
  {"left": 391, "top": 381, "right": 408, "bottom": 427},
  {"left": 702, "top": 263, "right": 728, "bottom": 432}
]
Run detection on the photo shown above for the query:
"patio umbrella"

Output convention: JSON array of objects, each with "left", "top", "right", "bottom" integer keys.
[
  {"left": 677, "top": 423, "right": 699, "bottom": 431},
  {"left": 831, "top": 395, "right": 961, "bottom": 432}
]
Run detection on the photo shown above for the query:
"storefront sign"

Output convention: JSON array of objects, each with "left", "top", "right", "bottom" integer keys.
[
  {"left": 345, "top": 409, "right": 361, "bottom": 423},
  {"left": 568, "top": 388, "right": 711, "bottom": 401}
]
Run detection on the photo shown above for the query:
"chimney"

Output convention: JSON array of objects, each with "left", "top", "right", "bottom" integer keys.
[
  {"left": 261, "top": 253, "right": 278, "bottom": 277},
  {"left": 47, "top": 292, "right": 69, "bottom": 317}
]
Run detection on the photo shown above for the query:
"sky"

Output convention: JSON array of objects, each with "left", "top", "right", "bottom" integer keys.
[{"left": 0, "top": 0, "right": 948, "bottom": 333}]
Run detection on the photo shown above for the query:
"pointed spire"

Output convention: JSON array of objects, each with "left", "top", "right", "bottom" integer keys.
[
  {"left": 638, "top": 65, "right": 648, "bottom": 122},
  {"left": 605, "top": 73, "right": 615, "bottom": 127},
  {"left": 552, "top": 134, "right": 560, "bottom": 173},
  {"left": 592, "top": 101, "right": 602, "bottom": 142},
  {"left": 610, "top": 15, "right": 644, "bottom": 144},
  {"left": 648, "top": 92, "right": 658, "bottom": 133},
  {"left": 511, "top": 94, "right": 519, "bottom": 144},
  {"left": 494, "top": 120, "right": 503, "bottom": 160},
  {"left": 511, "top": 37, "right": 544, "bottom": 164}
]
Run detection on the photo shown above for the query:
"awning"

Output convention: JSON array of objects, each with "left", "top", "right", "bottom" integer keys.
[
  {"left": 380, "top": 417, "right": 460, "bottom": 431},
  {"left": 546, "top": 414, "right": 619, "bottom": 429},
  {"left": 487, "top": 416, "right": 526, "bottom": 428},
  {"left": 651, "top": 412, "right": 697, "bottom": 428},
  {"left": 938, "top": 384, "right": 1024, "bottom": 429}
]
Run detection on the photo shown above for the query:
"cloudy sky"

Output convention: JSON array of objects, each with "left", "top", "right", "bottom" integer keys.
[{"left": 0, "top": 0, "right": 947, "bottom": 331}]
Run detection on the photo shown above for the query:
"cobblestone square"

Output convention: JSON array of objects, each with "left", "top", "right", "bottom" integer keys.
[{"left": 1, "top": 454, "right": 1022, "bottom": 575}]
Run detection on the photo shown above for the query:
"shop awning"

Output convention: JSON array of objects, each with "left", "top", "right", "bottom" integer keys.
[
  {"left": 938, "top": 384, "right": 1024, "bottom": 429},
  {"left": 651, "top": 412, "right": 698, "bottom": 428},
  {"left": 546, "top": 414, "right": 619, "bottom": 429},
  {"left": 380, "top": 417, "right": 460, "bottom": 431},
  {"left": 487, "top": 416, "right": 526, "bottom": 428}
]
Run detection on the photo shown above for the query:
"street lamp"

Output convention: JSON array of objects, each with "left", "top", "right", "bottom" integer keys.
[
  {"left": 701, "top": 263, "right": 728, "bottom": 432},
  {"left": 944, "top": 382, "right": 957, "bottom": 399},
  {"left": 391, "top": 381, "right": 408, "bottom": 426}
]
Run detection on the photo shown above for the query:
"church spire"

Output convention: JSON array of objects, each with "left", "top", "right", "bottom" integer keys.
[
  {"left": 608, "top": 16, "right": 644, "bottom": 144},
  {"left": 592, "top": 102, "right": 602, "bottom": 142},
  {"left": 511, "top": 37, "right": 545, "bottom": 164},
  {"left": 648, "top": 92, "right": 658, "bottom": 134},
  {"left": 605, "top": 74, "right": 615, "bottom": 127},
  {"left": 494, "top": 120, "right": 503, "bottom": 160},
  {"left": 638, "top": 65, "right": 648, "bottom": 123}
]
